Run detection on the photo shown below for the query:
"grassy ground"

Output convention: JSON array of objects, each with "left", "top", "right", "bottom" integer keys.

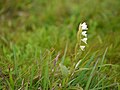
[{"left": 0, "top": 0, "right": 120, "bottom": 90}]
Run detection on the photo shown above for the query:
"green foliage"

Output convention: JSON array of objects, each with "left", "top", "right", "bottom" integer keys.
[{"left": 0, "top": 0, "right": 119, "bottom": 89}]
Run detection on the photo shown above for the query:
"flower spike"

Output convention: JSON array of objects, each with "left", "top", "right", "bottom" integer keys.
[{"left": 76, "top": 22, "right": 88, "bottom": 51}]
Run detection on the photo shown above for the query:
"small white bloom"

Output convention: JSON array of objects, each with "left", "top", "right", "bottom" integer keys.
[
  {"left": 82, "top": 31, "right": 87, "bottom": 37},
  {"left": 80, "top": 46, "right": 85, "bottom": 51},
  {"left": 81, "top": 38, "right": 87, "bottom": 44},
  {"left": 81, "top": 22, "right": 88, "bottom": 30}
]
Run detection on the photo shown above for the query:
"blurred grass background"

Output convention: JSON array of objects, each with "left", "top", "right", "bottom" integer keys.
[
  {"left": 0, "top": 0, "right": 120, "bottom": 89},
  {"left": 0, "top": 0, "right": 120, "bottom": 63}
]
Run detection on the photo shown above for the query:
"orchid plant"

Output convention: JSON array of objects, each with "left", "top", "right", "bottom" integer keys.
[
  {"left": 79, "top": 22, "right": 88, "bottom": 51},
  {"left": 75, "top": 22, "right": 88, "bottom": 59}
]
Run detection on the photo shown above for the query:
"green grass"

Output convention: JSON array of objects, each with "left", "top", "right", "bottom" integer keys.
[{"left": 0, "top": 0, "right": 120, "bottom": 89}]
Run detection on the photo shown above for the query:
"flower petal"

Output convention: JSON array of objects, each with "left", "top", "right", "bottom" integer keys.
[
  {"left": 81, "top": 38, "right": 87, "bottom": 44},
  {"left": 82, "top": 31, "right": 87, "bottom": 37},
  {"left": 81, "top": 22, "right": 88, "bottom": 30},
  {"left": 80, "top": 46, "right": 85, "bottom": 51}
]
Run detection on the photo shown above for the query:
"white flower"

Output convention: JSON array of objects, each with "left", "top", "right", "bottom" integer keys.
[
  {"left": 82, "top": 31, "right": 87, "bottom": 37},
  {"left": 81, "top": 22, "right": 88, "bottom": 30},
  {"left": 80, "top": 46, "right": 85, "bottom": 51},
  {"left": 81, "top": 38, "right": 87, "bottom": 44}
]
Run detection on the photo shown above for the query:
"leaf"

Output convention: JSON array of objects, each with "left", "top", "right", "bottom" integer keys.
[
  {"left": 59, "top": 63, "right": 69, "bottom": 77},
  {"left": 85, "top": 59, "right": 99, "bottom": 90},
  {"left": 9, "top": 72, "right": 14, "bottom": 90}
]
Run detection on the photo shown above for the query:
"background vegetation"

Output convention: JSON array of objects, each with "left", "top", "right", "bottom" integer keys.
[{"left": 0, "top": 0, "right": 120, "bottom": 89}]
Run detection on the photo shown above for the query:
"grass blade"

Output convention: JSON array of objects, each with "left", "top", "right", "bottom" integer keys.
[{"left": 85, "top": 59, "right": 99, "bottom": 90}]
